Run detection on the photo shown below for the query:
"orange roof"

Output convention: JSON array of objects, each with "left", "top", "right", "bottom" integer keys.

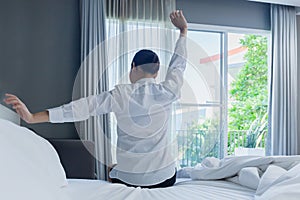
[{"left": 200, "top": 46, "right": 247, "bottom": 64}]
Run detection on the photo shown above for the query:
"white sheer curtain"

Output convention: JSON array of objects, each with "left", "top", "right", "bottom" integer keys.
[
  {"left": 105, "top": 0, "right": 176, "bottom": 163},
  {"left": 76, "top": 0, "right": 176, "bottom": 180},
  {"left": 76, "top": 0, "right": 112, "bottom": 180},
  {"left": 268, "top": 4, "right": 298, "bottom": 155}
]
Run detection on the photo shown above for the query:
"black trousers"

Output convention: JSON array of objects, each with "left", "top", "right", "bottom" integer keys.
[{"left": 111, "top": 170, "right": 177, "bottom": 189}]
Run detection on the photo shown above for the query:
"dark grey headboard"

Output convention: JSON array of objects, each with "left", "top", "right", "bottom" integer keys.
[{"left": 49, "top": 139, "right": 96, "bottom": 179}]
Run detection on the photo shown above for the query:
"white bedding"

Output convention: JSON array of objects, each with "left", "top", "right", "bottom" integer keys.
[
  {"left": 190, "top": 156, "right": 300, "bottom": 181},
  {"left": 2, "top": 119, "right": 300, "bottom": 200},
  {"left": 64, "top": 179, "right": 255, "bottom": 200},
  {"left": 185, "top": 156, "right": 300, "bottom": 200},
  {"left": 0, "top": 119, "right": 69, "bottom": 200}
]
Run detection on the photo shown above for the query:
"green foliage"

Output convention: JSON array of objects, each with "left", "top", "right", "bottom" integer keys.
[
  {"left": 245, "top": 112, "right": 268, "bottom": 148},
  {"left": 178, "top": 119, "right": 219, "bottom": 167},
  {"left": 228, "top": 35, "right": 268, "bottom": 152},
  {"left": 179, "top": 34, "right": 269, "bottom": 165}
]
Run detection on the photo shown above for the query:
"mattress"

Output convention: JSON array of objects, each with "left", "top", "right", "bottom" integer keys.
[{"left": 64, "top": 178, "right": 255, "bottom": 200}]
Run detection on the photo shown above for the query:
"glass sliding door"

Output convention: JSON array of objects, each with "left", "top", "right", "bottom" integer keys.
[
  {"left": 176, "top": 27, "right": 270, "bottom": 167},
  {"left": 227, "top": 32, "right": 269, "bottom": 156},
  {"left": 176, "top": 30, "right": 225, "bottom": 167}
]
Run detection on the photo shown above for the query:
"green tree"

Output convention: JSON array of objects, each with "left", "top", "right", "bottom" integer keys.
[
  {"left": 179, "top": 35, "right": 269, "bottom": 164},
  {"left": 179, "top": 118, "right": 219, "bottom": 167},
  {"left": 228, "top": 35, "right": 268, "bottom": 151}
]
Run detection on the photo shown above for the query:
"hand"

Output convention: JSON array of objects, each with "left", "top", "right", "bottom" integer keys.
[
  {"left": 170, "top": 10, "right": 187, "bottom": 36},
  {"left": 3, "top": 94, "right": 34, "bottom": 123}
]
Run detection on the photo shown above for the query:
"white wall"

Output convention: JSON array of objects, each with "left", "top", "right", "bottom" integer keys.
[
  {"left": 176, "top": 0, "right": 270, "bottom": 30},
  {"left": 0, "top": 0, "right": 80, "bottom": 139}
]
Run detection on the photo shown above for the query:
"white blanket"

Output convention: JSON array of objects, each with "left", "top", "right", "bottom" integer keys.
[
  {"left": 65, "top": 178, "right": 255, "bottom": 200},
  {"left": 190, "top": 156, "right": 300, "bottom": 181},
  {"left": 255, "top": 163, "right": 300, "bottom": 200},
  {"left": 180, "top": 156, "right": 300, "bottom": 199}
]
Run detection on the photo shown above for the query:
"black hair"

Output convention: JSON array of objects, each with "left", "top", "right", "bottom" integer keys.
[{"left": 131, "top": 49, "right": 160, "bottom": 74}]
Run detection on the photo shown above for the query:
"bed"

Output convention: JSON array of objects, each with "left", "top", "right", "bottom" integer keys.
[
  {"left": 64, "top": 179, "right": 255, "bottom": 200},
  {"left": 1, "top": 106, "right": 300, "bottom": 200},
  {"left": 48, "top": 140, "right": 255, "bottom": 200}
]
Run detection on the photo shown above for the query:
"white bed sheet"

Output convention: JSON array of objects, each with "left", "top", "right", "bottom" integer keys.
[{"left": 64, "top": 178, "right": 255, "bottom": 200}]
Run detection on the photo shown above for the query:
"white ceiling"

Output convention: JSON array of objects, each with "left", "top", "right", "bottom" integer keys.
[{"left": 248, "top": 0, "right": 300, "bottom": 7}]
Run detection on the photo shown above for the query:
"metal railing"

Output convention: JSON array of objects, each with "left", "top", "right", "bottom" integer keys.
[
  {"left": 177, "top": 129, "right": 266, "bottom": 167},
  {"left": 177, "top": 129, "right": 219, "bottom": 167}
]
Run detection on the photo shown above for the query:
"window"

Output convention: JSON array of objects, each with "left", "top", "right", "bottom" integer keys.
[
  {"left": 177, "top": 25, "right": 270, "bottom": 167},
  {"left": 227, "top": 33, "right": 269, "bottom": 157},
  {"left": 176, "top": 30, "right": 224, "bottom": 167},
  {"left": 106, "top": 20, "right": 270, "bottom": 167}
]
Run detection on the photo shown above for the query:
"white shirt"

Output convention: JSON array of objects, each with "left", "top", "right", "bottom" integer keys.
[{"left": 48, "top": 36, "right": 187, "bottom": 186}]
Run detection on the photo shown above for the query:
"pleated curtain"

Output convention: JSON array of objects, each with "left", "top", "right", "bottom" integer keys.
[{"left": 267, "top": 4, "right": 298, "bottom": 156}]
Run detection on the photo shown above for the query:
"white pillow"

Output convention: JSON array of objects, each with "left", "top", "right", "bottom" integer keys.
[
  {"left": 256, "top": 165, "right": 287, "bottom": 195},
  {"left": 255, "top": 163, "right": 300, "bottom": 200},
  {"left": 0, "top": 119, "right": 68, "bottom": 198},
  {"left": 238, "top": 167, "right": 261, "bottom": 190}
]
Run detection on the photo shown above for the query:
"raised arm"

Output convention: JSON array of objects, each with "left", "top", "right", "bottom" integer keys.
[
  {"left": 169, "top": 10, "right": 187, "bottom": 37},
  {"left": 162, "top": 10, "right": 187, "bottom": 98}
]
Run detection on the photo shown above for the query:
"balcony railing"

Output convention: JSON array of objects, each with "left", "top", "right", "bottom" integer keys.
[
  {"left": 227, "top": 130, "right": 265, "bottom": 155},
  {"left": 177, "top": 129, "right": 266, "bottom": 167},
  {"left": 177, "top": 129, "right": 219, "bottom": 167}
]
